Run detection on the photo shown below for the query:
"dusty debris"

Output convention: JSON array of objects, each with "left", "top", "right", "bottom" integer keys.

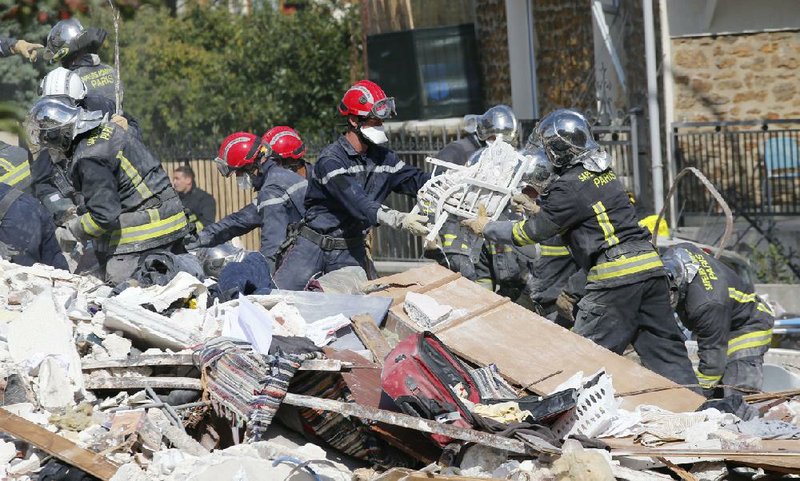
[{"left": 0, "top": 261, "right": 798, "bottom": 480}]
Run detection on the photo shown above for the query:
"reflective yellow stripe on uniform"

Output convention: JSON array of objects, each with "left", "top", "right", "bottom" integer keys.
[
  {"left": 592, "top": 201, "right": 620, "bottom": 247},
  {"left": 729, "top": 287, "right": 775, "bottom": 316},
  {"left": 443, "top": 234, "right": 457, "bottom": 247},
  {"left": 80, "top": 213, "right": 106, "bottom": 237},
  {"left": 0, "top": 161, "right": 30, "bottom": 187},
  {"left": 727, "top": 329, "right": 773, "bottom": 356},
  {"left": 512, "top": 221, "right": 535, "bottom": 245},
  {"left": 109, "top": 211, "right": 188, "bottom": 246},
  {"left": 695, "top": 369, "right": 722, "bottom": 386},
  {"left": 586, "top": 251, "right": 663, "bottom": 282},
  {"left": 540, "top": 245, "right": 570, "bottom": 256},
  {"left": 117, "top": 151, "right": 153, "bottom": 200}
]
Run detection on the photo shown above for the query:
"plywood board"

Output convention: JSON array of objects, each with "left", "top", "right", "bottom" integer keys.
[
  {"left": 0, "top": 408, "right": 118, "bottom": 480},
  {"left": 604, "top": 437, "right": 800, "bottom": 473},
  {"left": 370, "top": 265, "right": 705, "bottom": 412}
]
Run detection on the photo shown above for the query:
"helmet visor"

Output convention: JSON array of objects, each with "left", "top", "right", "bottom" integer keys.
[
  {"left": 214, "top": 156, "right": 235, "bottom": 177},
  {"left": 463, "top": 114, "right": 479, "bottom": 135},
  {"left": 370, "top": 97, "right": 396, "bottom": 120},
  {"left": 521, "top": 148, "right": 557, "bottom": 193},
  {"left": 26, "top": 96, "right": 80, "bottom": 149}
]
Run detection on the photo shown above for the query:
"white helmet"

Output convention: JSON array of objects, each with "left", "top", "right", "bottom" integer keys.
[{"left": 39, "top": 67, "right": 87, "bottom": 101}]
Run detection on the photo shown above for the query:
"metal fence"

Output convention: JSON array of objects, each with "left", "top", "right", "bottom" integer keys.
[
  {"left": 151, "top": 118, "right": 640, "bottom": 261},
  {"left": 673, "top": 119, "right": 800, "bottom": 217}
]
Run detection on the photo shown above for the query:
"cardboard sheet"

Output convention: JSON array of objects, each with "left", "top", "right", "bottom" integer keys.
[{"left": 369, "top": 265, "right": 705, "bottom": 412}]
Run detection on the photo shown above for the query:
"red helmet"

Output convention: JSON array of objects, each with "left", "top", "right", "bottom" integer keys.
[
  {"left": 262, "top": 126, "right": 306, "bottom": 160},
  {"left": 214, "top": 132, "right": 269, "bottom": 177},
  {"left": 338, "top": 80, "right": 396, "bottom": 120}
]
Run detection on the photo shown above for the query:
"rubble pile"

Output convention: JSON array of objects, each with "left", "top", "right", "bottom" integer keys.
[{"left": 0, "top": 260, "right": 799, "bottom": 480}]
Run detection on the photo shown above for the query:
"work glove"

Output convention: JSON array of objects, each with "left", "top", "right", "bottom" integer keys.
[
  {"left": 12, "top": 39, "right": 44, "bottom": 61},
  {"left": 555, "top": 290, "right": 577, "bottom": 323},
  {"left": 111, "top": 114, "right": 128, "bottom": 130},
  {"left": 64, "top": 216, "right": 88, "bottom": 243},
  {"left": 377, "top": 207, "right": 430, "bottom": 237},
  {"left": 461, "top": 204, "right": 490, "bottom": 236},
  {"left": 55, "top": 226, "right": 78, "bottom": 249},
  {"left": 511, "top": 193, "right": 540, "bottom": 216},
  {"left": 184, "top": 233, "right": 202, "bottom": 251},
  {"left": 401, "top": 213, "right": 430, "bottom": 237},
  {"left": 423, "top": 236, "right": 443, "bottom": 252}
]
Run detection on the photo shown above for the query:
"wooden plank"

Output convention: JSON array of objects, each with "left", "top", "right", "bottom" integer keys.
[
  {"left": 323, "top": 349, "right": 441, "bottom": 464},
  {"left": 84, "top": 377, "right": 202, "bottom": 391},
  {"left": 82, "top": 354, "right": 196, "bottom": 370},
  {"left": 373, "top": 265, "right": 706, "bottom": 413},
  {"left": 351, "top": 314, "right": 392, "bottom": 365},
  {"left": 604, "top": 437, "right": 800, "bottom": 473},
  {"left": 0, "top": 408, "right": 119, "bottom": 480},
  {"left": 282, "top": 393, "right": 531, "bottom": 454},
  {"left": 83, "top": 355, "right": 346, "bottom": 372}
]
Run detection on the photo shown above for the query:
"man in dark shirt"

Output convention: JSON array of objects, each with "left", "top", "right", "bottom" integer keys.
[{"left": 172, "top": 165, "right": 216, "bottom": 231}]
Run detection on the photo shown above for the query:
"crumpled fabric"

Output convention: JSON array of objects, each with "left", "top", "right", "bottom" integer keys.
[
  {"left": 130, "top": 251, "right": 204, "bottom": 287},
  {"left": 728, "top": 418, "right": 800, "bottom": 440},
  {"left": 472, "top": 401, "right": 532, "bottom": 424},
  {"left": 216, "top": 252, "right": 274, "bottom": 301}
]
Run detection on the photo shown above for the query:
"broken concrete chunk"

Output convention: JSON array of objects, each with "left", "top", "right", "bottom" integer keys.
[
  {"left": 552, "top": 440, "right": 615, "bottom": 481},
  {"left": 102, "top": 297, "right": 202, "bottom": 350},
  {"left": 101, "top": 333, "right": 133, "bottom": 359},
  {"left": 37, "top": 357, "right": 74, "bottom": 410},
  {"left": 404, "top": 292, "right": 452, "bottom": 328},
  {"left": 7, "top": 453, "right": 40, "bottom": 476}
]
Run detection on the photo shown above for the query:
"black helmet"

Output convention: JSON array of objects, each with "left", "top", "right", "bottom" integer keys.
[{"left": 661, "top": 246, "right": 700, "bottom": 307}]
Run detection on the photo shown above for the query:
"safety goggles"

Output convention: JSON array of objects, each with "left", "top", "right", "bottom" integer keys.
[
  {"left": 213, "top": 141, "right": 271, "bottom": 177},
  {"left": 369, "top": 97, "right": 396, "bottom": 120}
]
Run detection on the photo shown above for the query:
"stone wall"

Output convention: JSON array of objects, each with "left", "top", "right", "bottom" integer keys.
[
  {"left": 532, "top": 0, "right": 595, "bottom": 114},
  {"left": 474, "top": 0, "right": 512, "bottom": 109},
  {"left": 672, "top": 30, "right": 800, "bottom": 122}
]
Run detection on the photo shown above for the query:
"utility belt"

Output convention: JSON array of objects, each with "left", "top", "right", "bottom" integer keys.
[
  {"left": 299, "top": 225, "right": 364, "bottom": 251},
  {"left": 586, "top": 239, "right": 664, "bottom": 287}
]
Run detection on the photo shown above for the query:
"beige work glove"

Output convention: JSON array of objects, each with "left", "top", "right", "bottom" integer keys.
[
  {"left": 111, "top": 114, "right": 129, "bottom": 130},
  {"left": 461, "top": 204, "right": 490, "bottom": 235},
  {"left": 12, "top": 39, "right": 44, "bottom": 62},
  {"left": 401, "top": 213, "right": 430, "bottom": 237},
  {"left": 555, "top": 291, "right": 577, "bottom": 323},
  {"left": 511, "top": 193, "right": 540, "bottom": 216}
]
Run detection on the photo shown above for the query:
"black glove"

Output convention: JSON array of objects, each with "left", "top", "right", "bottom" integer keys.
[{"left": 184, "top": 233, "right": 202, "bottom": 251}]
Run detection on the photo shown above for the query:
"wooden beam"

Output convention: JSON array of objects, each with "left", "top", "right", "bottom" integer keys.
[
  {"left": 84, "top": 377, "right": 202, "bottom": 391},
  {"left": 0, "top": 408, "right": 119, "bottom": 480},
  {"left": 282, "top": 393, "right": 530, "bottom": 454},
  {"left": 83, "top": 356, "right": 348, "bottom": 372},
  {"left": 351, "top": 314, "right": 392, "bottom": 365},
  {"left": 82, "top": 354, "right": 196, "bottom": 370}
]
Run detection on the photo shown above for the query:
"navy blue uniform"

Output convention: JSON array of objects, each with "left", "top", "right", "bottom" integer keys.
[
  {"left": 273, "top": 135, "right": 429, "bottom": 290},
  {"left": 0, "top": 184, "right": 68, "bottom": 270},
  {"left": 197, "top": 160, "right": 306, "bottom": 272},
  {"left": 0, "top": 37, "right": 15, "bottom": 57}
]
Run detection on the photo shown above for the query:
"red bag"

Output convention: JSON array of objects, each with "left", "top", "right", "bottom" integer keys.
[{"left": 380, "top": 331, "right": 481, "bottom": 446}]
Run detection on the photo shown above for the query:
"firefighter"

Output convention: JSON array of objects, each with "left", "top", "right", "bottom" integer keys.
[
  {"left": 662, "top": 243, "right": 775, "bottom": 394},
  {"left": 272, "top": 80, "right": 430, "bottom": 290},
  {"left": 32, "top": 67, "right": 138, "bottom": 225},
  {"left": 462, "top": 109, "right": 698, "bottom": 387},
  {"left": 25, "top": 96, "right": 189, "bottom": 285},
  {"left": 430, "top": 105, "right": 519, "bottom": 281},
  {"left": 0, "top": 36, "right": 43, "bottom": 60},
  {"left": 527, "top": 235, "right": 581, "bottom": 327},
  {"left": 185, "top": 127, "right": 307, "bottom": 273},
  {"left": 0, "top": 183, "right": 68, "bottom": 270},
  {"left": 44, "top": 18, "right": 117, "bottom": 102}
]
